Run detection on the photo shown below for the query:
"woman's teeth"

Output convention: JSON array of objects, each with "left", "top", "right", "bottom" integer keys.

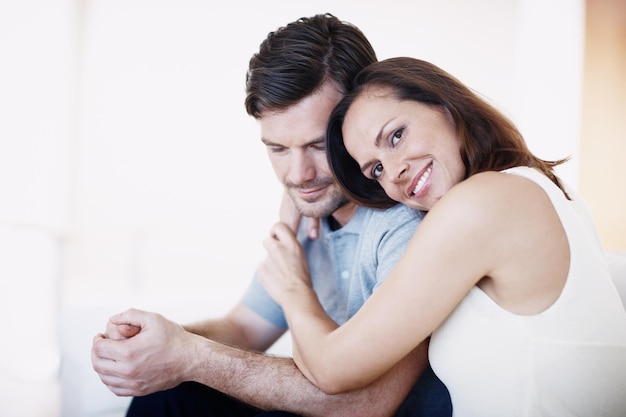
[{"left": 412, "top": 165, "right": 432, "bottom": 195}]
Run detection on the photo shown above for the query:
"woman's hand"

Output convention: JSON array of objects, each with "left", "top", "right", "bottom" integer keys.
[
  {"left": 279, "top": 189, "right": 320, "bottom": 239},
  {"left": 259, "top": 222, "right": 342, "bottom": 392},
  {"left": 258, "top": 222, "right": 313, "bottom": 306}
]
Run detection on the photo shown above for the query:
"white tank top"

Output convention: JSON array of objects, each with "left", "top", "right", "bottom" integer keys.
[{"left": 429, "top": 166, "right": 626, "bottom": 417}]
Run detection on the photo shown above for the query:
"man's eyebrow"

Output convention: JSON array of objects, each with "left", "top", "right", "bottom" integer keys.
[
  {"left": 306, "top": 136, "right": 326, "bottom": 146},
  {"left": 261, "top": 136, "right": 325, "bottom": 147}
]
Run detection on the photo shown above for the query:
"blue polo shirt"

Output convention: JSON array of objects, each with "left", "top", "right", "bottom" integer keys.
[{"left": 243, "top": 204, "right": 424, "bottom": 328}]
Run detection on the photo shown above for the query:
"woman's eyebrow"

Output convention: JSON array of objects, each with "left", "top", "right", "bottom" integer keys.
[{"left": 358, "top": 120, "right": 393, "bottom": 175}]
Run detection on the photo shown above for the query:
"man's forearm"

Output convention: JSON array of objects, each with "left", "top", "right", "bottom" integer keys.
[
  {"left": 184, "top": 317, "right": 247, "bottom": 347},
  {"left": 188, "top": 337, "right": 428, "bottom": 417},
  {"left": 183, "top": 304, "right": 286, "bottom": 351}
]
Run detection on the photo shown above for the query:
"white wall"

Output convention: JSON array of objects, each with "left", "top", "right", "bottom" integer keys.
[
  {"left": 0, "top": 0, "right": 75, "bottom": 415},
  {"left": 0, "top": 1, "right": 584, "bottom": 416},
  {"left": 64, "top": 0, "right": 585, "bottom": 305}
]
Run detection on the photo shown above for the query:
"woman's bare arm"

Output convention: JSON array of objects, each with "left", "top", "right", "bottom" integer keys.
[{"left": 262, "top": 172, "right": 562, "bottom": 393}]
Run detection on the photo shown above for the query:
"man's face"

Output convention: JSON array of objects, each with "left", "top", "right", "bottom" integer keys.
[{"left": 259, "top": 82, "right": 350, "bottom": 219}]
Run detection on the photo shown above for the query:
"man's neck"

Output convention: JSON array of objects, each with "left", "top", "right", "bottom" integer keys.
[{"left": 329, "top": 202, "right": 359, "bottom": 230}]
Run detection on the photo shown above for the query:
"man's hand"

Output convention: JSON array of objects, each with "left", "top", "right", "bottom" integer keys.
[
  {"left": 91, "top": 308, "right": 198, "bottom": 397},
  {"left": 105, "top": 319, "right": 141, "bottom": 340}
]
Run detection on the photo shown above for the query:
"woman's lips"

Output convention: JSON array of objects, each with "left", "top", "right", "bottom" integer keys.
[{"left": 408, "top": 163, "right": 432, "bottom": 198}]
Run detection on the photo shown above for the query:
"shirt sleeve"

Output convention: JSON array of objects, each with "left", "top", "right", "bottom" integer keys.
[
  {"left": 373, "top": 206, "right": 424, "bottom": 289},
  {"left": 241, "top": 273, "right": 288, "bottom": 329},
  {"left": 240, "top": 221, "right": 314, "bottom": 329}
]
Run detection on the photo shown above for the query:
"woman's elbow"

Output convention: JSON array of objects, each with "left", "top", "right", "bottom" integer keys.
[
  {"left": 310, "top": 366, "right": 366, "bottom": 395},
  {"left": 296, "top": 347, "right": 372, "bottom": 394},
  {"left": 316, "top": 379, "right": 353, "bottom": 395}
]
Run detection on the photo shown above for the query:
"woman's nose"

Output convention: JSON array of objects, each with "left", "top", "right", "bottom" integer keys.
[{"left": 389, "top": 160, "right": 409, "bottom": 184}]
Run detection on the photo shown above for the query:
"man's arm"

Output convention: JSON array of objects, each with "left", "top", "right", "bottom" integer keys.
[
  {"left": 192, "top": 335, "right": 428, "bottom": 417},
  {"left": 183, "top": 302, "right": 286, "bottom": 352},
  {"left": 92, "top": 306, "right": 427, "bottom": 417}
]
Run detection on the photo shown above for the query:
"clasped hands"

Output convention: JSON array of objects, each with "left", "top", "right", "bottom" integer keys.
[
  {"left": 91, "top": 190, "right": 317, "bottom": 397},
  {"left": 91, "top": 308, "right": 197, "bottom": 397}
]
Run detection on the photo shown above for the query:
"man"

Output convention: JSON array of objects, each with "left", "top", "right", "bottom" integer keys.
[{"left": 91, "top": 13, "right": 451, "bottom": 417}]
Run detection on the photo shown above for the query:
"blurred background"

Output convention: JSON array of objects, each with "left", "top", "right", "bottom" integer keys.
[{"left": 0, "top": 0, "right": 624, "bottom": 416}]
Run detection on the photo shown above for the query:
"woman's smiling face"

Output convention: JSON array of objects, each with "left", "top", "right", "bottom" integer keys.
[{"left": 342, "top": 86, "right": 466, "bottom": 211}]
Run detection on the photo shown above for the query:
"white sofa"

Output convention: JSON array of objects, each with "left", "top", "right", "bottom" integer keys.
[
  {"left": 58, "top": 297, "right": 293, "bottom": 417},
  {"left": 607, "top": 250, "right": 626, "bottom": 305},
  {"left": 54, "top": 250, "right": 626, "bottom": 417}
]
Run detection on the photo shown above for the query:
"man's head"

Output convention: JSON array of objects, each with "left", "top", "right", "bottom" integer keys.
[{"left": 245, "top": 13, "right": 377, "bottom": 220}]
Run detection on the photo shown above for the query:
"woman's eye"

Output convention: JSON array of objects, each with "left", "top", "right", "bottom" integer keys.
[
  {"left": 372, "top": 163, "right": 383, "bottom": 179},
  {"left": 391, "top": 128, "right": 403, "bottom": 146}
]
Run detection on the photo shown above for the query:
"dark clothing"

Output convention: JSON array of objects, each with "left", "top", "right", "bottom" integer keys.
[{"left": 394, "top": 364, "right": 452, "bottom": 417}]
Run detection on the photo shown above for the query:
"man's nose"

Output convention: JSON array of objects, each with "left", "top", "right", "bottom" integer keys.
[{"left": 288, "top": 152, "right": 316, "bottom": 185}]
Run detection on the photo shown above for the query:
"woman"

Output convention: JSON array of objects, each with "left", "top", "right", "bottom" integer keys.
[{"left": 258, "top": 57, "right": 626, "bottom": 416}]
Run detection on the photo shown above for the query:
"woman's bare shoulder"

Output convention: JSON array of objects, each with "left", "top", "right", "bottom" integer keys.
[
  {"left": 444, "top": 170, "right": 548, "bottom": 211},
  {"left": 425, "top": 170, "right": 554, "bottom": 251}
]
